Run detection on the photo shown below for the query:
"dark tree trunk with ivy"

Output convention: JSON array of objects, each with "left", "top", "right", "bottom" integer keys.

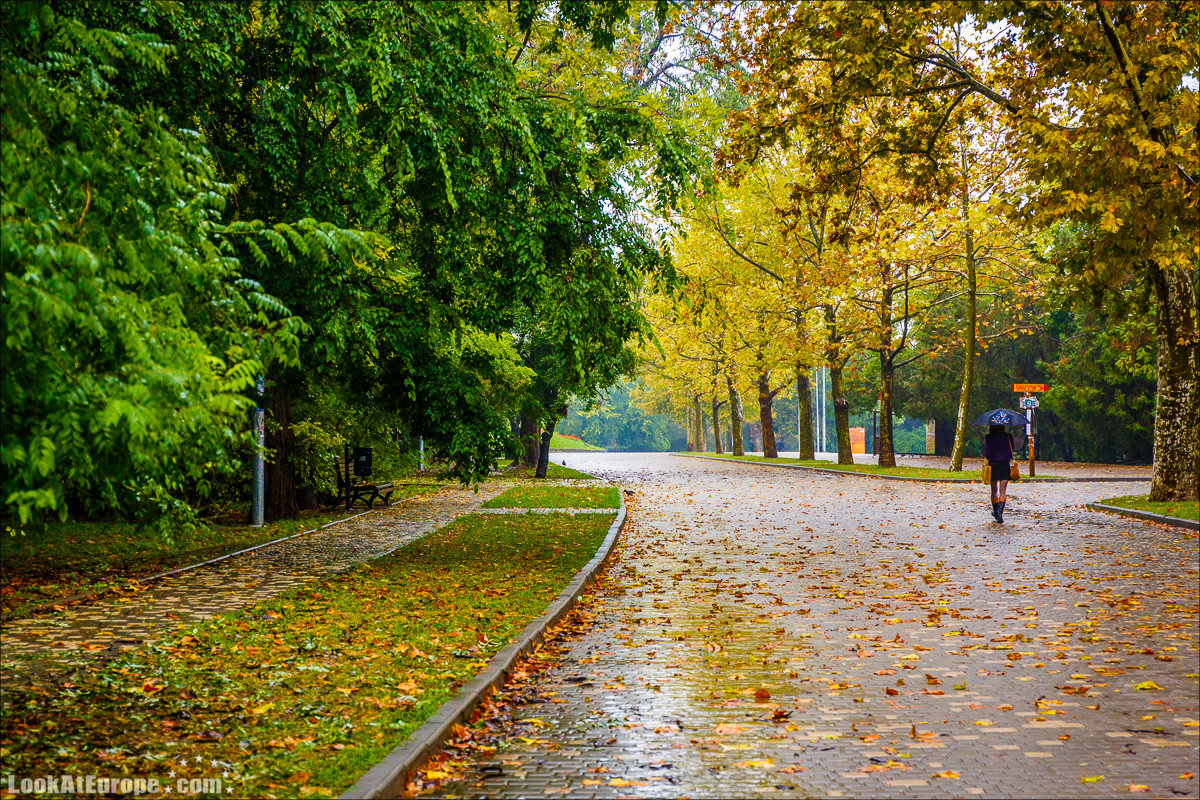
[
  {"left": 519, "top": 411, "right": 540, "bottom": 466},
  {"left": 264, "top": 388, "right": 298, "bottom": 522}
]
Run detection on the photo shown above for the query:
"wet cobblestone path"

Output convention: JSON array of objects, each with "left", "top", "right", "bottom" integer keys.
[
  {"left": 422, "top": 453, "right": 1199, "bottom": 799},
  {"left": 0, "top": 485, "right": 504, "bottom": 690}
]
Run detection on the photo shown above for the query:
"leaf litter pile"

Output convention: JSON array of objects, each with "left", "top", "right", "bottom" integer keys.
[
  {"left": 0, "top": 512, "right": 614, "bottom": 798},
  {"left": 413, "top": 478, "right": 1199, "bottom": 798}
]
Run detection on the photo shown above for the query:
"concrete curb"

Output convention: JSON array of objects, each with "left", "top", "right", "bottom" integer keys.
[
  {"left": 339, "top": 496, "right": 629, "bottom": 800},
  {"left": 1087, "top": 503, "right": 1200, "bottom": 531},
  {"left": 673, "top": 453, "right": 1152, "bottom": 484}
]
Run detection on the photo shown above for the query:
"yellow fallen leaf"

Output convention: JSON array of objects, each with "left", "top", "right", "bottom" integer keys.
[
  {"left": 734, "top": 760, "right": 774, "bottom": 768},
  {"left": 974, "top": 720, "right": 994, "bottom": 726},
  {"left": 608, "top": 779, "right": 647, "bottom": 787},
  {"left": 424, "top": 770, "right": 449, "bottom": 780},
  {"left": 714, "top": 723, "right": 743, "bottom": 734},
  {"left": 581, "top": 780, "right": 602, "bottom": 787},
  {"left": 1133, "top": 681, "right": 1162, "bottom": 691},
  {"left": 251, "top": 702, "right": 274, "bottom": 715},
  {"left": 1128, "top": 785, "right": 1150, "bottom": 793},
  {"left": 1082, "top": 776, "right": 1104, "bottom": 783},
  {"left": 932, "top": 771, "right": 960, "bottom": 779}
]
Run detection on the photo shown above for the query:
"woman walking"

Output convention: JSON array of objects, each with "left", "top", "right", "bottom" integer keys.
[{"left": 982, "top": 424, "right": 1015, "bottom": 522}]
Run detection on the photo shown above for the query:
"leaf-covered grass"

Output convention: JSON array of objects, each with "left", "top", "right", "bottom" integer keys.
[
  {"left": 1098, "top": 494, "right": 1200, "bottom": 521},
  {"left": 0, "top": 485, "right": 439, "bottom": 620},
  {"left": 685, "top": 452, "right": 1064, "bottom": 480},
  {"left": 0, "top": 512, "right": 615, "bottom": 798},
  {"left": 482, "top": 486, "right": 620, "bottom": 509},
  {"left": 548, "top": 433, "right": 603, "bottom": 450}
]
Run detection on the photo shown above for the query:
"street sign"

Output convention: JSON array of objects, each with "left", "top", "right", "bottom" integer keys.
[
  {"left": 1020, "top": 396, "right": 1040, "bottom": 409},
  {"left": 1012, "top": 383, "right": 1049, "bottom": 392}
]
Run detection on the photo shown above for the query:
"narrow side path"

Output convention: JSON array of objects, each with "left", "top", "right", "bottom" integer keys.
[{"left": 0, "top": 485, "right": 505, "bottom": 690}]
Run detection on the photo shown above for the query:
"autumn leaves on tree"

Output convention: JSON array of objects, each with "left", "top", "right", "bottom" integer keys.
[{"left": 645, "top": 1, "right": 1195, "bottom": 500}]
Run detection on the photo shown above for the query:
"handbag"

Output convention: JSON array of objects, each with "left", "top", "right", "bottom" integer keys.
[
  {"left": 981, "top": 464, "right": 991, "bottom": 483},
  {"left": 1009, "top": 462, "right": 1020, "bottom": 481}
]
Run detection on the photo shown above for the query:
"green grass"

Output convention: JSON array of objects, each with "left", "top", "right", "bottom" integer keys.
[
  {"left": 0, "top": 511, "right": 616, "bottom": 798},
  {"left": 0, "top": 485, "right": 439, "bottom": 620},
  {"left": 482, "top": 486, "right": 621, "bottom": 509},
  {"left": 549, "top": 432, "right": 603, "bottom": 450},
  {"left": 497, "top": 460, "right": 596, "bottom": 480},
  {"left": 1098, "top": 494, "right": 1199, "bottom": 521}
]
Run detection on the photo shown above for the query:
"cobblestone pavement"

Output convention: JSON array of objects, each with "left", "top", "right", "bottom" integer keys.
[
  {"left": 422, "top": 453, "right": 1198, "bottom": 799},
  {"left": 0, "top": 484, "right": 505, "bottom": 690}
]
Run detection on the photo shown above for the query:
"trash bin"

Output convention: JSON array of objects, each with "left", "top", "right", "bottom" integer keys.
[{"left": 352, "top": 447, "right": 374, "bottom": 478}]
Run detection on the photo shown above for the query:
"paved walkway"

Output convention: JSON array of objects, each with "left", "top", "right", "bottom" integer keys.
[
  {"left": 0, "top": 485, "right": 505, "bottom": 690},
  {"left": 421, "top": 453, "right": 1198, "bottom": 799}
]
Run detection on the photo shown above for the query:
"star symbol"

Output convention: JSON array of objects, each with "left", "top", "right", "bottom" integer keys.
[
  {"left": 211, "top": 759, "right": 219, "bottom": 767},
  {"left": 169, "top": 770, "right": 176, "bottom": 778},
  {"left": 180, "top": 758, "right": 189, "bottom": 765}
]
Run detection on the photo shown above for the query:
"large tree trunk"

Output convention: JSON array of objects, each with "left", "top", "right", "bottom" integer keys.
[
  {"left": 796, "top": 364, "right": 814, "bottom": 459},
  {"left": 1148, "top": 259, "right": 1199, "bottom": 501},
  {"left": 535, "top": 421, "right": 556, "bottom": 479},
  {"left": 711, "top": 397, "right": 724, "bottom": 455},
  {"left": 878, "top": 356, "right": 896, "bottom": 468},
  {"left": 758, "top": 373, "right": 778, "bottom": 458},
  {"left": 519, "top": 410, "right": 540, "bottom": 466},
  {"left": 950, "top": 124, "right": 977, "bottom": 472},
  {"left": 264, "top": 387, "right": 297, "bottom": 522},
  {"left": 727, "top": 375, "right": 745, "bottom": 457},
  {"left": 693, "top": 396, "right": 705, "bottom": 452},
  {"left": 830, "top": 363, "right": 853, "bottom": 465}
]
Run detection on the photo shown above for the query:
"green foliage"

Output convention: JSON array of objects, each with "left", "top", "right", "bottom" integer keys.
[
  {"left": 559, "top": 380, "right": 686, "bottom": 452},
  {"left": 1, "top": 3, "right": 302, "bottom": 526}
]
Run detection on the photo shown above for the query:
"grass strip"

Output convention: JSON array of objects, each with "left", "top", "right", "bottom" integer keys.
[
  {"left": 1098, "top": 494, "right": 1199, "bottom": 521},
  {"left": 498, "top": 461, "right": 596, "bottom": 480},
  {"left": 0, "top": 511, "right": 615, "bottom": 798},
  {"left": 548, "top": 433, "right": 603, "bottom": 451},
  {"left": 0, "top": 486, "right": 440, "bottom": 620},
  {"left": 482, "top": 485, "right": 620, "bottom": 509},
  {"left": 686, "top": 452, "right": 1063, "bottom": 480}
]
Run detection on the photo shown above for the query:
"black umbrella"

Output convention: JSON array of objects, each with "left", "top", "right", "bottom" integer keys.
[{"left": 972, "top": 408, "right": 1029, "bottom": 426}]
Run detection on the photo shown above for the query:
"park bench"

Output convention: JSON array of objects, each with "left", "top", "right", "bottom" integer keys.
[{"left": 334, "top": 445, "right": 394, "bottom": 510}]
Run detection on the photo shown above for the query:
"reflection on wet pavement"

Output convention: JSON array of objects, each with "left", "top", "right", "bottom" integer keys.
[{"left": 419, "top": 453, "right": 1199, "bottom": 799}]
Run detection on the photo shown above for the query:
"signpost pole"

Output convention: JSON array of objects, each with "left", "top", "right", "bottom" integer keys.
[{"left": 1026, "top": 394, "right": 1035, "bottom": 478}]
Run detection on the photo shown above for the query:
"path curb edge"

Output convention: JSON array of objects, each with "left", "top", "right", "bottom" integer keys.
[
  {"left": 339, "top": 494, "right": 629, "bottom": 799},
  {"left": 1086, "top": 502, "right": 1200, "bottom": 531},
  {"left": 673, "top": 453, "right": 1151, "bottom": 484}
]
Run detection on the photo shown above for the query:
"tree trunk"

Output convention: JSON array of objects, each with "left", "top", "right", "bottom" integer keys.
[
  {"left": 519, "top": 410, "right": 540, "bottom": 466},
  {"left": 796, "top": 364, "right": 814, "bottom": 459},
  {"left": 693, "top": 396, "right": 705, "bottom": 452},
  {"left": 264, "top": 387, "right": 298, "bottom": 522},
  {"left": 877, "top": 275, "right": 897, "bottom": 468},
  {"left": 727, "top": 375, "right": 744, "bottom": 457},
  {"left": 535, "top": 421, "right": 556, "bottom": 479},
  {"left": 685, "top": 405, "right": 695, "bottom": 451},
  {"left": 758, "top": 373, "right": 778, "bottom": 458},
  {"left": 1147, "top": 259, "right": 1199, "bottom": 501},
  {"left": 830, "top": 363, "right": 853, "bottom": 465},
  {"left": 711, "top": 397, "right": 724, "bottom": 455},
  {"left": 950, "top": 122, "right": 977, "bottom": 472},
  {"left": 878, "top": 356, "right": 896, "bottom": 468}
]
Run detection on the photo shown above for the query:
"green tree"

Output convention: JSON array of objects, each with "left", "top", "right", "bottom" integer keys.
[{"left": 1, "top": 3, "right": 305, "bottom": 527}]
